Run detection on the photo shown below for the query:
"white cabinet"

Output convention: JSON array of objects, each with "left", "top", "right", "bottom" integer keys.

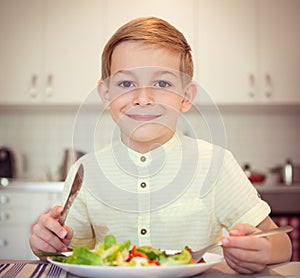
[
  {"left": 1, "top": 0, "right": 299, "bottom": 106},
  {"left": 194, "top": 0, "right": 300, "bottom": 105},
  {"left": 0, "top": 0, "right": 43, "bottom": 104},
  {"left": 0, "top": 0, "right": 195, "bottom": 106},
  {"left": 258, "top": 0, "right": 300, "bottom": 104},
  {"left": 0, "top": 0, "right": 105, "bottom": 105},
  {"left": 0, "top": 189, "right": 62, "bottom": 259},
  {"left": 102, "top": 0, "right": 196, "bottom": 62},
  {"left": 195, "top": 0, "right": 257, "bottom": 105},
  {"left": 42, "top": 0, "right": 105, "bottom": 104}
]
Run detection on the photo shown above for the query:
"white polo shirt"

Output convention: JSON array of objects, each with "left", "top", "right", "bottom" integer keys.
[{"left": 64, "top": 133, "right": 270, "bottom": 252}]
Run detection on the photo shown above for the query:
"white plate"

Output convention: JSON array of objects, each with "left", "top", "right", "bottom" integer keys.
[{"left": 48, "top": 252, "right": 223, "bottom": 278}]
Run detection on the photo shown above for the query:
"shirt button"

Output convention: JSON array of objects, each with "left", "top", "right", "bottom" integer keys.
[
  {"left": 140, "top": 182, "right": 147, "bottom": 188},
  {"left": 140, "top": 228, "right": 147, "bottom": 235},
  {"left": 140, "top": 156, "right": 146, "bottom": 162}
]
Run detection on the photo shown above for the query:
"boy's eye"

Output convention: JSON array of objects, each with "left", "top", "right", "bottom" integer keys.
[
  {"left": 119, "top": 81, "right": 135, "bottom": 88},
  {"left": 153, "top": 81, "right": 171, "bottom": 88}
]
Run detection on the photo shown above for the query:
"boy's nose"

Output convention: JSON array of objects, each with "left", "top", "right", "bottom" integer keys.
[{"left": 133, "top": 86, "right": 154, "bottom": 106}]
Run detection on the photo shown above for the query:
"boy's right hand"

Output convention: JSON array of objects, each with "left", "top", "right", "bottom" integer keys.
[{"left": 29, "top": 206, "right": 73, "bottom": 260}]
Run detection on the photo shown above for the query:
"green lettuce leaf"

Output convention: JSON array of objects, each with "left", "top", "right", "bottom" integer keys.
[
  {"left": 66, "top": 246, "right": 103, "bottom": 265},
  {"left": 159, "top": 248, "right": 192, "bottom": 266},
  {"left": 136, "top": 246, "right": 163, "bottom": 260}
]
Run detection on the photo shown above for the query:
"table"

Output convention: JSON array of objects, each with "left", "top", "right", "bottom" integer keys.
[{"left": 0, "top": 260, "right": 299, "bottom": 277}]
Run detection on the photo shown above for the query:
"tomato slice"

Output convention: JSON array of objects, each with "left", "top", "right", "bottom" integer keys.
[{"left": 129, "top": 246, "right": 159, "bottom": 265}]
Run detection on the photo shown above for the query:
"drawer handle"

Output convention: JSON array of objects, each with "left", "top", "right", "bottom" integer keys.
[
  {"left": 0, "top": 239, "right": 8, "bottom": 247},
  {"left": 29, "top": 74, "right": 39, "bottom": 98},
  {"left": 265, "top": 73, "right": 273, "bottom": 98},
  {"left": 0, "top": 195, "right": 8, "bottom": 204},
  {"left": 45, "top": 74, "right": 54, "bottom": 97},
  {"left": 0, "top": 212, "right": 9, "bottom": 221},
  {"left": 248, "top": 73, "right": 256, "bottom": 98}
]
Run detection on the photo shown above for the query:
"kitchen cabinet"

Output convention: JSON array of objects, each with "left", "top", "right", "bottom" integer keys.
[
  {"left": 0, "top": 0, "right": 195, "bottom": 106},
  {"left": 1, "top": 0, "right": 299, "bottom": 106},
  {"left": 194, "top": 0, "right": 300, "bottom": 105},
  {"left": 258, "top": 0, "right": 300, "bottom": 104},
  {"left": 0, "top": 0, "right": 105, "bottom": 105},
  {"left": 195, "top": 0, "right": 257, "bottom": 105},
  {"left": 0, "top": 0, "right": 43, "bottom": 104},
  {"left": 0, "top": 183, "right": 63, "bottom": 259},
  {"left": 102, "top": 0, "right": 196, "bottom": 60}
]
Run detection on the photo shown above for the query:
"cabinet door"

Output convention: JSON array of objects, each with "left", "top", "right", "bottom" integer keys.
[
  {"left": 43, "top": 0, "right": 106, "bottom": 104},
  {"left": 259, "top": 0, "right": 300, "bottom": 104},
  {"left": 0, "top": 190, "right": 62, "bottom": 259},
  {"left": 0, "top": 226, "right": 33, "bottom": 259},
  {"left": 0, "top": 0, "right": 43, "bottom": 104},
  {"left": 195, "top": 0, "right": 257, "bottom": 105},
  {"left": 102, "top": 0, "right": 196, "bottom": 62}
]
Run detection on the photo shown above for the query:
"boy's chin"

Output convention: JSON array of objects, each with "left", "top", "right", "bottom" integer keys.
[{"left": 122, "top": 125, "right": 175, "bottom": 145}]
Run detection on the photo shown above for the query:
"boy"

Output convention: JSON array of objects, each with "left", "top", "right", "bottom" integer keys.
[{"left": 30, "top": 17, "right": 291, "bottom": 274}]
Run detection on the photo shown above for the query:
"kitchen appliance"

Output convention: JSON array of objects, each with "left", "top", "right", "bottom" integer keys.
[
  {"left": 243, "top": 163, "right": 266, "bottom": 183},
  {"left": 282, "top": 159, "right": 293, "bottom": 185},
  {"left": 59, "top": 148, "right": 85, "bottom": 181},
  {"left": 0, "top": 147, "right": 20, "bottom": 178},
  {"left": 270, "top": 159, "right": 300, "bottom": 185}
]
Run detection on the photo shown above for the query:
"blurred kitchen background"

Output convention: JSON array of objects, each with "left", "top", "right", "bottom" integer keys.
[{"left": 0, "top": 0, "right": 299, "bottom": 260}]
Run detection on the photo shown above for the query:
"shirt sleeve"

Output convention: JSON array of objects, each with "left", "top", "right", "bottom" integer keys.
[{"left": 214, "top": 150, "right": 271, "bottom": 231}]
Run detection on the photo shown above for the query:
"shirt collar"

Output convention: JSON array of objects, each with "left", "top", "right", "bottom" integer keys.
[
  {"left": 120, "top": 133, "right": 182, "bottom": 163},
  {"left": 111, "top": 132, "right": 183, "bottom": 177}
]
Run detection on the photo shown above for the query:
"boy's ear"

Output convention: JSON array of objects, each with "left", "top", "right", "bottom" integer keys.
[
  {"left": 97, "top": 80, "right": 110, "bottom": 110},
  {"left": 180, "top": 82, "right": 197, "bottom": 112}
]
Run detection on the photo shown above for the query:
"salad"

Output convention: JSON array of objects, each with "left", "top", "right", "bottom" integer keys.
[{"left": 47, "top": 235, "right": 200, "bottom": 267}]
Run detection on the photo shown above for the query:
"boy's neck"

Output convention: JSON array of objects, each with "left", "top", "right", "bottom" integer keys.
[{"left": 121, "top": 132, "right": 175, "bottom": 154}]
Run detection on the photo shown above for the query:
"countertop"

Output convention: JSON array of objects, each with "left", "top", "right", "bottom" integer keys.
[
  {"left": 1, "top": 180, "right": 300, "bottom": 214},
  {"left": 254, "top": 183, "right": 300, "bottom": 193},
  {"left": 1, "top": 180, "right": 299, "bottom": 192},
  {"left": 254, "top": 183, "right": 300, "bottom": 215},
  {"left": 0, "top": 179, "right": 64, "bottom": 192}
]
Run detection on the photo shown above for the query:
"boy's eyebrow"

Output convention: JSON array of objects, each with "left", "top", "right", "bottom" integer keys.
[
  {"left": 111, "top": 69, "right": 136, "bottom": 78},
  {"left": 112, "top": 69, "right": 179, "bottom": 79}
]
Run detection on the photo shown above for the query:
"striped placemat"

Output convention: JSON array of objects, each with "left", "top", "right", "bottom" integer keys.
[{"left": 0, "top": 262, "right": 67, "bottom": 278}]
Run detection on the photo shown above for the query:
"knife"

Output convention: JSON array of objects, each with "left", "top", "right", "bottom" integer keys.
[{"left": 58, "top": 164, "right": 84, "bottom": 226}]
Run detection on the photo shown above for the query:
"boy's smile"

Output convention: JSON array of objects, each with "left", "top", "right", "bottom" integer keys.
[{"left": 99, "top": 41, "right": 196, "bottom": 153}]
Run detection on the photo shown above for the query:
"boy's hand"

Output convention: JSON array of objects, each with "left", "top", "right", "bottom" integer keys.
[
  {"left": 29, "top": 206, "right": 73, "bottom": 261},
  {"left": 221, "top": 223, "right": 272, "bottom": 274}
]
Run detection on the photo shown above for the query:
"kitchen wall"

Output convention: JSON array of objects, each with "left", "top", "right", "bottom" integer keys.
[{"left": 1, "top": 105, "right": 299, "bottom": 181}]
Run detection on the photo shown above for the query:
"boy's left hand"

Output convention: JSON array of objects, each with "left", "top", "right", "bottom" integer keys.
[{"left": 221, "top": 223, "right": 272, "bottom": 274}]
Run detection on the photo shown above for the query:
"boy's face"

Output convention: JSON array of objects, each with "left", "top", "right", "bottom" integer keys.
[{"left": 99, "top": 41, "right": 195, "bottom": 152}]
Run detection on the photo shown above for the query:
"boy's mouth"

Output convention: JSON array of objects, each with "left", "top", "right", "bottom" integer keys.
[{"left": 126, "top": 114, "right": 161, "bottom": 121}]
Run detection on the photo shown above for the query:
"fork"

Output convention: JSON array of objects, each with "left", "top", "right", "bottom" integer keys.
[{"left": 190, "top": 225, "right": 293, "bottom": 262}]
